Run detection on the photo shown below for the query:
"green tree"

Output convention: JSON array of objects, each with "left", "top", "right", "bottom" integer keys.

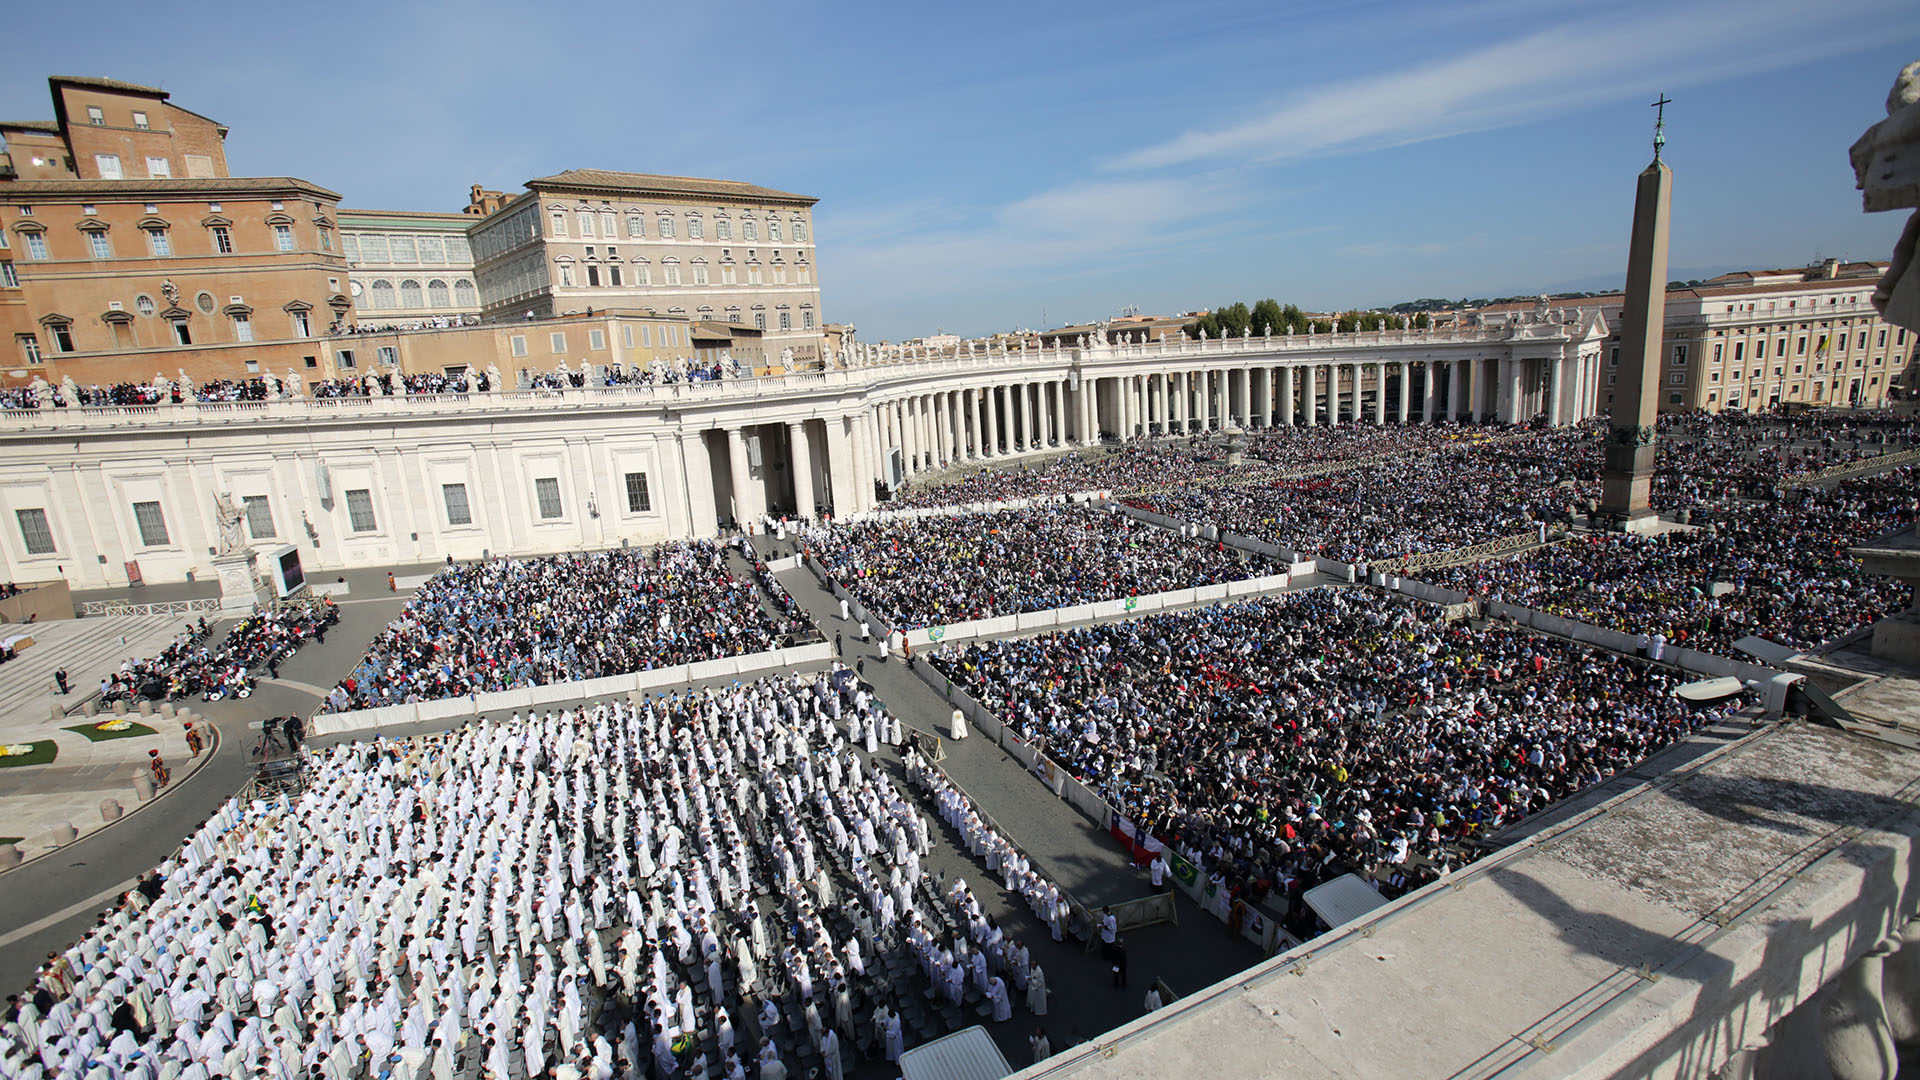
[
  {"left": 1217, "top": 301, "right": 1252, "bottom": 338},
  {"left": 1250, "top": 298, "right": 1284, "bottom": 337},
  {"left": 1413, "top": 312, "right": 1431, "bottom": 330}
]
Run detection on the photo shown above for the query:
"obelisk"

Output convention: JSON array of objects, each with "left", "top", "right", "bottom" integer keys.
[{"left": 1598, "top": 95, "right": 1673, "bottom": 533}]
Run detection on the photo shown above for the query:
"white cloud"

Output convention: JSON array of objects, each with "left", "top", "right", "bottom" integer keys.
[{"left": 1112, "top": 0, "right": 1916, "bottom": 171}]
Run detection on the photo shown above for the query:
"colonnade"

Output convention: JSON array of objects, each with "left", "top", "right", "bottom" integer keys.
[{"left": 714, "top": 352, "right": 1604, "bottom": 526}]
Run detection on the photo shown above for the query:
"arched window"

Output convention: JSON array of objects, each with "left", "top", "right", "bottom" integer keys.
[
  {"left": 399, "top": 279, "right": 423, "bottom": 308},
  {"left": 427, "top": 279, "right": 450, "bottom": 308},
  {"left": 370, "top": 279, "right": 395, "bottom": 310},
  {"left": 454, "top": 279, "right": 477, "bottom": 308},
  {"left": 556, "top": 260, "right": 576, "bottom": 288}
]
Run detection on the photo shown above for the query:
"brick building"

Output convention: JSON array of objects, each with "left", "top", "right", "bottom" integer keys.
[{"left": 0, "top": 77, "right": 352, "bottom": 388}]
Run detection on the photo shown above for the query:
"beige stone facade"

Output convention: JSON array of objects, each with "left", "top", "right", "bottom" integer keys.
[
  {"left": 469, "top": 169, "right": 824, "bottom": 364},
  {"left": 318, "top": 311, "right": 762, "bottom": 385},
  {"left": 1480, "top": 260, "right": 1912, "bottom": 411},
  {"left": 337, "top": 209, "right": 480, "bottom": 327}
]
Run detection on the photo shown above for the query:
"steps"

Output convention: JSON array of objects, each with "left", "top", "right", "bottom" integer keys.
[{"left": 0, "top": 614, "right": 203, "bottom": 724}]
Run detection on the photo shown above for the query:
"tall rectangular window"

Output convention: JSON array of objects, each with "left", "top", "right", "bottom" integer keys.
[
  {"left": 345, "top": 489, "right": 377, "bottom": 532},
  {"left": 624, "top": 472, "right": 651, "bottom": 513},
  {"left": 291, "top": 311, "right": 311, "bottom": 337},
  {"left": 550, "top": 332, "right": 566, "bottom": 353},
  {"left": 550, "top": 211, "right": 567, "bottom": 237},
  {"left": 377, "top": 346, "right": 397, "bottom": 366},
  {"left": 86, "top": 230, "right": 112, "bottom": 259},
  {"left": 534, "top": 477, "right": 563, "bottom": 519},
  {"left": 232, "top": 315, "right": 253, "bottom": 342},
  {"left": 779, "top": 311, "right": 792, "bottom": 330},
  {"left": 689, "top": 217, "right": 704, "bottom": 239},
  {"left": 659, "top": 216, "right": 676, "bottom": 239},
  {"left": 716, "top": 219, "right": 731, "bottom": 240},
  {"left": 211, "top": 226, "right": 233, "bottom": 253},
  {"left": 589, "top": 329, "right": 605, "bottom": 350},
  {"left": 626, "top": 215, "right": 643, "bottom": 238},
  {"left": 25, "top": 233, "right": 48, "bottom": 260},
  {"left": 576, "top": 211, "right": 595, "bottom": 238},
  {"left": 51, "top": 324, "right": 74, "bottom": 352},
  {"left": 664, "top": 263, "right": 681, "bottom": 285},
  {"left": 600, "top": 211, "right": 617, "bottom": 238},
  {"left": 16, "top": 508, "right": 54, "bottom": 554},
  {"left": 242, "top": 495, "right": 275, "bottom": 539},
  {"left": 132, "top": 501, "right": 170, "bottom": 547},
  {"left": 442, "top": 483, "right": 472, "bottom": 526},
  {"left": 273, "top": 225, "right": 295, "bottom": 252},
  {"left": 18, "top": 334, "right": 41, "bottom": 363},
  {"left": 511, "top": 335, "right": 527, "bottom": 357},
  {"left": 0, "top": 262, "right": 14, "bottom": 288},
  {"left": 1672, "top": 344, "right": 1687, "bottom": 366},
  {"left": 622, "top": 325, "right": 634, "bottom": 348},
  {"left": 145, "top": 228, "right": 171, "bottom": 257}
]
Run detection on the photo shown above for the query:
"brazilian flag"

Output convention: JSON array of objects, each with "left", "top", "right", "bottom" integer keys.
[
  {"left": 671, "top": 1034, "right": 695, "bottom": 1057},
  {"left": 1169, "top": 851, "right": 1199, "bottom": 888},
  {"left": 243, "top": 894, "right": 264, "bottom": 916}
]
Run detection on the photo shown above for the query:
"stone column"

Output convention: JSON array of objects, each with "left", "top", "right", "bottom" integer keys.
[
  {"left": 1549, "top": 357, "right": 1566, "bottom": 425},
  {"left": 789, "top": 421, "right": 816, "bottom": 518},
  {"left": 1471, "top": 361, "right": 1486, "bottom": 423},
  {"left": 843, "top": 415, "right": 871, "bottom": 513},
  {"left": 987, "top": 386, "right": 1003, "bottom": 457},
  {"left": 1301, "top": 365, "right": 1317, "bottom": 426},
  {"left": 1047, "top": 381, "right": 1061, "bottom": 447},
  {"left": 935, "top": 392, "right": 952, "bottom": 464},
  {"left": 1394, "top": 362, "right": 1408, "bottom": 423},
  {"left": 726, "top": 426, "right": 756, "bottom": 526},
  {"left": 1450, "top": 360, "right": 1466, "bottom": 423},
  {"left": 680, "top": 431, "right": 718, "bottom": 535},
  {"left": 1278, "top": 366, "right": 1294, "bottom": 426},
  {"left": 1236, "top": 368, "right": 1251, "bottom": 428}
]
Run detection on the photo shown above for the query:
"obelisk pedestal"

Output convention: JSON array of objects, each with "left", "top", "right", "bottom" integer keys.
[
  {"left": 1597, "top": 155, "right": 1673, "bottom": 534},
  {"left": 211, "top": 548, "right": 270, "bottom": 615}
]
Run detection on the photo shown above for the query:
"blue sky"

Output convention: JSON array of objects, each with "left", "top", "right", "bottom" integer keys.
[{"left": 6, "top": 0, "right": 1919, "bottom": 340}]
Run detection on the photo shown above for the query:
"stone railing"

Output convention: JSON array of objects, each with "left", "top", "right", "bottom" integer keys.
[
  {"left": 0, "top": 324, "right": 1569, "bottom": 434},
  {"left": 78, "top": 597, "right": 222, "bottom": 618},
  {"left": 1784, "top": 447, "right": 1920, "bottom": 485},
  {"left": 1394, "top": 529, "right": 1550, "bottom": 574}
]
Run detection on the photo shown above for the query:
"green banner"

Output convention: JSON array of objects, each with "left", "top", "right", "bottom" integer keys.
[{"left": 1170, "top": 851, "right": 1198, "bottom": 888}]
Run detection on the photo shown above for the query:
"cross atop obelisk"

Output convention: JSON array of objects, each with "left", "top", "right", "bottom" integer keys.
[{"left": 1597, "top": 95, "right": 1674, "bottom": 532}]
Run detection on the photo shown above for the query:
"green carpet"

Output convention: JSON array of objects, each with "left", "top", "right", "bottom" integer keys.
[
  {"left": 63, "top": 720, "right": 158, "bottom": 742},
  {"left": 0, "top": 741, "right": 58, "bottom": 767}
]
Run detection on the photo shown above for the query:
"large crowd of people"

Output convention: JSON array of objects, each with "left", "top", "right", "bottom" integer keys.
[
  {"left": 803, "top": 506, "right": 1278, "bottom": 630},
  {"left": 100, "top": 598, "right": 339, "bottom": 705},
  {"left": 1123, "top": 428, "right": 1594, "bottom": 562},
  {"left": 931, "top": 589, "right": 1748, "bottom": 935},
  {"left": 5, "top": 671, "right": 1070, "bottom": 1080},
  {"left": 1423, "top": 464, "right": 1920, "bottom": 652},
  {"left": 324, "top": 543, "right": 806, "bottom": 712}
]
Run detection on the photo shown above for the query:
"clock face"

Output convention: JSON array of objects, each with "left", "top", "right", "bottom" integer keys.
[{"left": 350, "top": 281, "right": 364, "bottom": 298}]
